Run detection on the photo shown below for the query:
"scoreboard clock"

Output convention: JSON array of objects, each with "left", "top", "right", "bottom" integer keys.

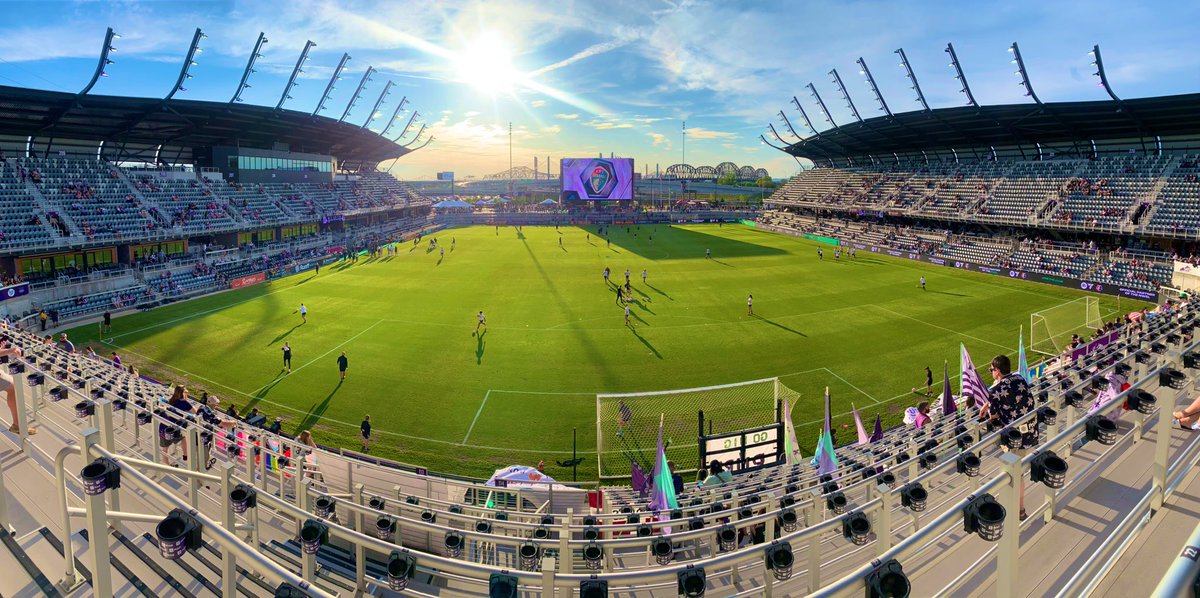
[{"left": 699, "top": 423, "right": 784, "bottom": 474}]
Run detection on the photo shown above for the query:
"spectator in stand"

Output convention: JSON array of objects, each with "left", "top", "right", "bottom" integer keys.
[
  {"left": 913, "top": 402, "right": 931, "bottom": 429},
  {"left": 56, "top": 333, "right": 75, "bottom": 353},
  {"left": 0, "top": 342, "right": 35, "bottom": 435},
  {"left": 161, "top": 386, "right": 195, "bottom": 465},
  {"left": 698, "top": 459, "right": 734, "bottom": 488},
  {"left": 987, "top": 354, "right": 1036, "bottom": 521},
  {"left": 669, "top": 460, "right": 685, "bottom": 495}
]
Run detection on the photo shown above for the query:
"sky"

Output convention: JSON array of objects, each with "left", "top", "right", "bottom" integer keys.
[{"left": 0, "top": 1, "right": 1196, "bottom": 180}]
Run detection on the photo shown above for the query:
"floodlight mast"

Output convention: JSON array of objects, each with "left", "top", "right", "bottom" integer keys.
[
  {"left": 829, "top": 68, "right": 862, "bottom": 122},
  {"left": 312, "top": 53, "right": 351, "bottom": 116},
  {"left": 80, "top": 27, "right": 119, "bottom": 96},
  {"left": 164, "top": 28, "right": 205, "bottom": 100},
  {"left": 1090, "top": 44, "right": 1121, "bottom": 102},
  {"left": 894, "top": 48, "right": 930, "bottom": 111},
  {"left": 276, "top": 40, "right": 316, "bottom": 111},
  {"left": 394, "top": 111, "right": 420, "bottom": 142},
  {"left": 790, "top": 96, "right": 818, "bottom": 134},
  {"left": 1009, "top": 42, "right": 1041, "bottom": 104},
  {"left": 778, "top": 110, "right": 802, "bottom": 139},
  {"left": 230, "top": 32, "right": 267, "bottom": 105},
  {"left": 856, "top": 57, "right": 891, "bottom": 117},
  {"left": 766, "top": 123, "right": 789, "bottom": 145},
  {"left": 806, "top": 82, "right": 837, "bottom": 127},
  {"left": 760, "top": 134, "right": 787, "bottom": 151},
  {"left": 339, "top": 66, "right": 375, "bottom": 122},
  {"left": 362, "top": 80, "right": 394, "bottom": 128},
  {"left": 401, "top": 124, "right": 427, "bottom": 148},
  {"left": 379, "top": 96, "right": 409, "bottom": 137},
  {"left": 945, "top": 42, "right": 978, "bottom": 107}
]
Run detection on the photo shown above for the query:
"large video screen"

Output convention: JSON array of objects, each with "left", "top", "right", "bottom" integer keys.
[{"left": 561, "top": 158, "right": 634, "bottom": 201}]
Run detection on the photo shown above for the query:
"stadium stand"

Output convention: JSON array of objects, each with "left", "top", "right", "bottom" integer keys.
[{"left": 1, "top": 301, "right": 1198, "bottom": 596}]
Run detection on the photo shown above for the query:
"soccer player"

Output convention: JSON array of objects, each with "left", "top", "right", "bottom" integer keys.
[
  {"left": 818, "top": 247, "right": 823, "bottom": 260},
  {"left": 747, "top": 293, "right": 753, "bottom": 316},
  {"left": 705, "top": 248, "right": 711, "bottom": 259},
  {"left": 624, "top": 303, "right": 632, "bottom": 327},
  {"left": 924, "top": 366, "right": 933, "bottom": 396},
  {"left": 617, "top": 400, "right": 632, "bottom": 437},
  {"left": 440, "top": 246, "right": 445, "bottom": 259},
  {"left": 281, "top": 342, "right": 292, "bottom": 373},
  {"left": 851, "top": 247, "right": 857, "bottom": 258},
  {"left": 102, "top": 310, "right": 112, "bottom": 335},
  {"left": 616, "top": 285, "right": 624, "bottom": 304},
  {"left": 603, "top": 267, "right": 610, "bottom": 284},
  {"left": 641, "top": 269, "right": 647, "bottom": 284},
  {"left": 474, "top": 310, "right": 487, "bottom": 335},
  {"left": 360, "top": 415, "right": 371, "bottom": 452},
  {"left": 624, "top": 268, "right": 630, "bottom": 284},
  {"left": 920, "top": 276, "right": 926, "bottom": 290},
  {"left": 337, "top": 351, "right": 349, "bottom": 381},
  {"left": 299, "top": 303, "right": 308, "bottom": 323}
]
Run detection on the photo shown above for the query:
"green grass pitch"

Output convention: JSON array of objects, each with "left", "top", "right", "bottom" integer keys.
[{"left": 66, "top": 224, "right": 1137, "bottom": 480}]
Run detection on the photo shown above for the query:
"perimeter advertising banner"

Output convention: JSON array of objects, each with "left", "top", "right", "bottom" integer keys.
[
  {"left": 837, "top": 240, "right": 1158, "bottom": 302},
  {"left": 230, "top": 273, "right": 266, "bottom": 289},
  {"left": 560, "top": 158, "right": 634, "bottom": 201},
  {"left": 0, "top": 283, "right": 30, "bottom": 303}
]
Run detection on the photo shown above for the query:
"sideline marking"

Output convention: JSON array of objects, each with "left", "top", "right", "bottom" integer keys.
[
  {"left": 823, "top": 368, "right": 877, "bottom": 403},
  {"left": 461, "top": 390, "right": 491, "bottom": 444}
]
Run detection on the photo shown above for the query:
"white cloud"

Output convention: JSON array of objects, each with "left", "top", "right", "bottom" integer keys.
[
  {"left": 687, "top": 127, "right": 736, "bottom": 140},
  {"left": 528, "top": 33, "right": 641, "bottom": 77},
  {"left": 530, "top": 100, "right": 547, "bottom": 107},
  {"left": 584, "top": 120, "right": 634, "bottom": 130},
  {"left": 555, "top": 113, "right": 580, "bottom": 120},
  {"left": 649, "top": 133, "right": 672, "bottom": 148},
  {"left": 542, "top": 125, "right": 562, "bottom": 134}
]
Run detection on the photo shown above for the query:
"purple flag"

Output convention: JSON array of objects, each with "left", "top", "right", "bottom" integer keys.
[
  {"left": 631, "top": 459, "right": 648, "bottom": 496},
  {"left": 648, "top": 417, "right": 678, "bottom": 512},
  {"left": 852, "top": 404, "right": 869, "bottom": 445},
  {"left": 941, "top": 361, "right": 957, "bottom": 416},
  {"left": 870, "top": 414, "right": 883, "bottom": 442},
  {"left": 960, "top": 344, "right": 990, "bottom": 409}
]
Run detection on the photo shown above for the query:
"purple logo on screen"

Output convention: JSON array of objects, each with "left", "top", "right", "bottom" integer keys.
[{"left": 580, "top": 159, "right": 617, "bottom": 198}]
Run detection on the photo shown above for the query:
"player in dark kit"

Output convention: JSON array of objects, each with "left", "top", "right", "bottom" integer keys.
[
  {"left": 337, "top": 351, "right": 349, "bottom": 381},
  {"left": 281, "top": 342, "right": 292, "bottom": 373}
]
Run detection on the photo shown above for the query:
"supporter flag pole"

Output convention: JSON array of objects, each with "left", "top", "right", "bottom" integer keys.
[
  {"left": 815, "top": 387, "right": 838, "bottom": 475},
  {"left": 648, "top": 414, "right": 678, "bottom": 512},
  {"left": 941, "top": 360, "right": 957, "bottom": 416},
  {"left": 960, "top": 343, "right": 991, "bottom": 409},
  {"left": 1018, "top": 327, "right": 1032, "bottom": 383},
  {"left": 870, "top": 414, "right": 883, "bottom": 443},
  {"left": 852, "top": 403, "right": 869, "bottom": 445},
  {"left": 782, "top": 396, "right": 803, "bottom": 465}
]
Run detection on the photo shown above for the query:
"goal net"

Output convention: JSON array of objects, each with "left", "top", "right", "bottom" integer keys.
[
  {"left": 596, "top": 377, "right": 789, "bottom": 481},
  {"left": 1030, "top": 296, "right": 1102, "bottom": 356}
]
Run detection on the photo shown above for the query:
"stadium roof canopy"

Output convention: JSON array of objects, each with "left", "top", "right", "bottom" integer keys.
[
  {"left": 0, "top": 85, "right": 412, "bottom": 164},
  {"left": 778, "top": 93, "right": 1200, "bottom": 165}
]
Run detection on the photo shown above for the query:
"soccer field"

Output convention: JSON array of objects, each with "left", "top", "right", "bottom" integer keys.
[{"left": 67, "top": 224, "right": 1137, "bottom": 480}]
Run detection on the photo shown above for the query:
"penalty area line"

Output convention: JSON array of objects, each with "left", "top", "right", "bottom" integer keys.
[{"left": 462, "top": 390, "right": 491, "bottom": 444}]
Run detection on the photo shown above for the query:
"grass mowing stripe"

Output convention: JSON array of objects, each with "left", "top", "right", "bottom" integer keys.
[{"left": 870, "top": 304, "right": 1013, "bottom": 351}]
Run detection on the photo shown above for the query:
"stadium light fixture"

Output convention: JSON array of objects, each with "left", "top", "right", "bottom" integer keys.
[
  {"left": 229, "top": 32, "right": 268, "bottom": 106},
  {"left": 379, "top": 96, "right": 409, "bottom": 137},
  {"left": 340, "top": 66, "right": 376, "bottom": 123},
  {"left": 276, "top": 40, "right": 316, "bottom": 111},
  {"left": 1090, "top": 44, "right": 1121, "bottom": 103},
  {"left": 944, "top": 42, "right": 978, "bottom": 107},
  {"left": 777, "top": 110, "right": 803, "bottom": 140},
  {"left": 806, "top": 82, "right": 837, "bottom": 127},
  {"left": 893, "top": 48, "right": 929, "bottom": 111},
  {"left": 362, "top": 79, "right": 394, "bottom": 129},
  {"left": 856, "top": 57, "right": 891, "bottom": 117},
  {"left": 80, "top": 27, "right": 120, "bottom": 94},
  {"left": 165, "top": 28, "right": 204, "bottom": 100},
  {"left": 394, "top": 110, "right": 420, "bottom": 141},
  {"left": 766, "top": 123, "right": 790, "bottom": 146},
  {"left": 1008, "top": 42, "right": 1041, "bottom": 104},
  {"left": 789, "top": 96, "right": 819, "bottom": 134},
  {"left": 400, "top": 123, "right": 427, "bottom": 148},
  {"left": 313, "top": 53, "right": 352, "bottom": 116},
  {"left": 761, "top": 134, "right": 787, "bottom": 151},
  {"left": 828, "top": 68, "right": 862, "bottom": 122}
]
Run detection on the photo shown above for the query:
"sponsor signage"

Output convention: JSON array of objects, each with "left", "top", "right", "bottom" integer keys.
[
  {"left": 840, "top": 241, "right": 1158, "bottom": 302},
  {"left": 230, "top": 272, "right": 266, "bottom": 289},
  {"left": 0, "top": 283, "right": 30, "bottom": 303}
]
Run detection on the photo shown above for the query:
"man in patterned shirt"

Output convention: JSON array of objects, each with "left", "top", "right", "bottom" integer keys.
[{"left": 988, "top": 353, "right": 1035, "bottom": 520}]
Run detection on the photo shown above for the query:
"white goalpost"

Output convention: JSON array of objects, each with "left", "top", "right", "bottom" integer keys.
[
  {"left": 595, "top": 377, "right": 792, "bottom": 481},
  {"left": 1029, "top": 296, "right": 1102, "bottom": 356}
]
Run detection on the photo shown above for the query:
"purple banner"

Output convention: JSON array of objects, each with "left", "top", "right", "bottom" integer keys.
[
  {"left": 1070, "top": 330, "right": 1120, "bottom": 361},
  {"left": 0, "top": 283, "right": 29, "bottom": 303}
]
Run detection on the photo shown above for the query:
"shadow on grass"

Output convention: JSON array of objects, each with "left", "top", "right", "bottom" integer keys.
[
  {"left": 475, "top": 328, "right": 486, "bottom": 364},
  {"left": 646, "top": 283, "right": 673, "bottom": 301},
  {"left": 629, "top": 326, "right": 663, "bottom": 359},
  {"left": 244, "top": 371, "right": 287, "bottom": 412},
  {"left": 928, "top": 289, "right": 970, "bottom": 297},
  {"left": 752, "top": 314, "right": 807, "bottom": 337},
  {"left": 294, "top": 380, "right": 343, "bottom": 433},
  {"left": 268, "top": 323, "right": 303, "bottom": 346}
]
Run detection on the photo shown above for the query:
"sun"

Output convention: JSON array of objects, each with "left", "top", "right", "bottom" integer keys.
[{"left": 454, "top": 33, "right": 520, "bottom": 94}]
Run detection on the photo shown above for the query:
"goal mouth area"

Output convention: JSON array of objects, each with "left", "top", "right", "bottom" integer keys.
[
  {"left": 595, "top": 377, "right": 785, "bottom": 481},
  {"left": 1029, "top": 296, "right": 1102, "bottom": 356}
]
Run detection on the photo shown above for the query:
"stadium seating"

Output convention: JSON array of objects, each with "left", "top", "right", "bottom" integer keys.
[
  {"left": 1, "top": 299, "right": 1197, "bottom": 596},
  {"left": 17, "top": 157, "right": 164, "bottom": 241},
  {"left": 0, "top": 159, "right": 58, "bottom": 250}
]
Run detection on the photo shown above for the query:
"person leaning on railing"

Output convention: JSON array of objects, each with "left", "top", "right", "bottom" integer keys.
[
  {"left": 0, "top": 339, "right": 35, "bottom": 435},
  {"left": 987, "top": 354, "right": 1036, "bottom": 521}
]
